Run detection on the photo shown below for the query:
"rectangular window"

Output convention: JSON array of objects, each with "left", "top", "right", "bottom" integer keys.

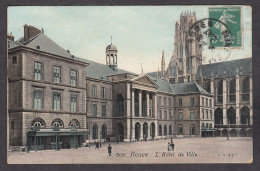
[
  {"left": 168, "top": 98, "right": 171, "bottom": 107},
  {"left": 13, "top": 56, "right": 17, "bottom": 64},
  {"left": 178, "top": 112, "right": 183, "bottom": 120},
  {"left": 102, "top": 105, "right": 106, "bottom": 116},
  {"left": 164, "top": 97, "right": 167, "bottom": 106},
  {"left": 70, "top": 95, "right": 77, "bottom": 112},
  {"left": 178, "top": 98, "right": 182, "bottom": 107},
  {"left": 158, "top": 97, "right": 162, "bottom": 106},
  {"left": 54, "top": 66, "right": 61, "bottom": 83},
  {"left": 33, "top": 90, "right": 43, "bottom": 110},
  {"left": 101, "top": 87, "right": 106, "bottom": 99},
  {"left": 70, "top": 70, "right": 77, "bottom": 86},
  {"left": 202, "top": 97, "right": 204, "bottom": 106},
  {"left": 210, "top": 110, "right": 212, "bottom": 120},
  {"left": 190, "top": 112, "right": 195, "bottom": 120},
  {"left": 202, "top": 109, "right": 204, "bottom": 119},
  {"left": 53, "top": 93, "right": 61, "bottom": 111},
  {"left": 92, "top": 85, "right": 97, "bottom": 98},
  {"left": 209, "top": 99, "right": 212, "bottom": 108},
  {"left": 159, "top": 110, "right": 162, "bottom": 119},
  {"left": 206, "top": 109, "right": 208, "bottom": 119},
  {"left": 190, "top": 97, "right": 194, "bottom": 106},
  {"left": 92, "top": 104, "right": 97, "bottom": 116},
  {"left": 206, "top": 98, "right": 208, "bottom": 107},
  {"left": 34, "top": 61, "right": 42, "bottom": 80},
  {"left": 164, "top": 111, "right": 167, "bottom": 120}
]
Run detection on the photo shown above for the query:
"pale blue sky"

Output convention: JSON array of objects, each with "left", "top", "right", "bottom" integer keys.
[{"left": 8, "top": 6, "right": 252, "bottom": 74}]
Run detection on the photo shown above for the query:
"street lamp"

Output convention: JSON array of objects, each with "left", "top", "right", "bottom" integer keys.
[
  {"left": 170, "top": 113, "right": 174, "bottom": 143},
  {"left": 227, "top": 119, "right": 230, "bottom": 140}
]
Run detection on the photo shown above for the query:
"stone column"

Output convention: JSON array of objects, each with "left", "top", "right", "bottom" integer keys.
[
  {"left": 153, "top": 93, "right": 157, "bottom": 118},
  {"left": 147, "top": 124, "right": 150, "bottom": 139},
  {"left": 132, "top": 120, "right": 135, "bottom": 140},
  {"left": 210, "top": 77, "right": 214, "bottom": 95},
  {"left": 236, "top": 75, "right": 240, "bottom": 125},
  {"left": 132, "top": 90, "right": 135, "bottom": 117},
  {"left": 140, "top": 124, "right": 143, "bottom": 140},
  {"left": 139, "top": 90, "right": 142, "bottom": 117},
  {"left": 146, "top": 92, "right": 149, "bottom": 117},
  {"left": 223, "top": 79, "right": 227, "bottom": 125},
  {"left": 250, "top": 76, "right": 253, "bottom": 125},
  {"left": 127, "top": 84, "right": 131, "bottom": 117}
]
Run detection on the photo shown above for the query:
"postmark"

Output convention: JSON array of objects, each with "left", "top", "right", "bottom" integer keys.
[{"left": 187, "top": 18, "right": 233, "bottom": 63}]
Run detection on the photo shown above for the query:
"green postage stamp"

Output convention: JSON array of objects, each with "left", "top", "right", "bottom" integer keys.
[{"left": 209, "top": 6, "right": 242, "bottom": 48}]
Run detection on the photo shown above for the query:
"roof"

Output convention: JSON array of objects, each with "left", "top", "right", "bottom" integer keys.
[
  {"left": 196, "top": 58, "right": 252, "bottom": 79},
  {"left": 171, "top": 82, "right": 210, "bottom": 95},
  {"left": 75, "top": 57, "right": 137, "bottom": 81},
  {"left": 106, "top": 44, "right": 117, "bottom": 51},
  {"left": 8, "top": 40, "right": 20, "bottom": 49},
  {"left": 150, "top": 77, "right": 172, "bottom": 93}
]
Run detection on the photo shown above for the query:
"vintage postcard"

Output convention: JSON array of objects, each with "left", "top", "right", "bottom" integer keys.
[{"left": 7, "top": 5, "right": 252, "bottom": 164}]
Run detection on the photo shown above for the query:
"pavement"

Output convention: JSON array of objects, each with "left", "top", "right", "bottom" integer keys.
[{"left": 7, "top": 137, "right": 253, "bottom": 164}]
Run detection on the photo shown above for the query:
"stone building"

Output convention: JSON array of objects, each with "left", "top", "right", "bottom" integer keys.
[
  {"left": 8, "top": 25, "right": 88, "bottom": 150},
  {"left": 8, "top": 24, "right": 214, "bottom": 149},
  {"left": 156, "top": 11, "right": 253, "bottom": 137}
]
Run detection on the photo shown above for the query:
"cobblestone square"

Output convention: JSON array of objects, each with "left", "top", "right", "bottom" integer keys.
[{"left": 7, "top": 137, "right": 253, "bottom": 164}]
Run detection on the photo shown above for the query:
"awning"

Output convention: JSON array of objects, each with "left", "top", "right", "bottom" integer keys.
[{"left": 28, "top": 129, "right": 88, "bottom": 137}]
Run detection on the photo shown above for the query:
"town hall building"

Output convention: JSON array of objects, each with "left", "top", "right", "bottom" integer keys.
[{"left": 7, "top": 11, "right": 252, "bottom": 151}]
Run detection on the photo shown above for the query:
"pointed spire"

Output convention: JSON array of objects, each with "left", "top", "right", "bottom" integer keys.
[
  {"left": 141, "top": 63, "right": 143, "bottom": 74},
  {"left": 111, "top": 35, "right": 112, "bottom": 45},
  {"left": 157, "top": 68, "right": 160, "bottom": 79},
  {"left": 161, "top": 50, "right": 165, "bottom": 65}
]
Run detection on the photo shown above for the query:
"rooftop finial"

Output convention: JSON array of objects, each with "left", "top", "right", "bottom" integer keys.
[{"left": 111, "top": 35, "right": 112, "bottom": 45}]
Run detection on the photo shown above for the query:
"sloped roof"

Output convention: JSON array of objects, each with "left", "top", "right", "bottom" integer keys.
[
  {"left": 75, "top": 57, "right": 137, "bottom": 81},
  {"left": 20, "top": 33, "right": 73, "bottom": 59},
  {"left": 150, "top": 77, "right": 172, "bottom": 93},
  {"left": 171, "top": 82, "right": 210, "bottom": 95},
  {"left": 196, "top": 58, "right": 252, "bottom": 80},
  {"left": 147, "top": 71, "right": 162, "bottom": 78},
  {"left": 8, "top": 40, "right": 20, "bottom": 49}
]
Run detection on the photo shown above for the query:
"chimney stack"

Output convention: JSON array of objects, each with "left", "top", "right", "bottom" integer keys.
[
  {"left": 7, "top": 33, "right": 14, "bottom": 41},
  {"left": 24, "top": 24, "right": 41, "bottom": 42}
]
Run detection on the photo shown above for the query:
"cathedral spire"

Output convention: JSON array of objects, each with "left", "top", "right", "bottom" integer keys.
[{"left": 161, "top": 50, "right": 166, "bottom": 78}]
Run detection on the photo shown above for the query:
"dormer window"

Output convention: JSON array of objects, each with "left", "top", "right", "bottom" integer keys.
[{"left": 36, "top": 45, "right": 40, "bottom": 49}]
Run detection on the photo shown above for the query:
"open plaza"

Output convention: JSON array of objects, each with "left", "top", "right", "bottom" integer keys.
[{"left": 7, "top": 137, "right": 253, "bottom": 164}]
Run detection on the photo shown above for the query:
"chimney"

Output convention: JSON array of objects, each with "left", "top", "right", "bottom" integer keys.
[
  {"left": 24, "top": 24, "right": 41, "bottom": 42},
  {"left": 7, "top": 33, "right": 14, "bottom": 41}
]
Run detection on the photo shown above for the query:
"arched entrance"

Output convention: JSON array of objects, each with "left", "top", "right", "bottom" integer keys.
[
  {"left": 101, "top": 124, "right": 107, "bottom": 139},
  {"left": 190, "top": 124, "right": 195, "bottom": 135},
  {"left": 159, "top": 125, "right": 162, "bottom": 136},
  {"left": 92, "top": 123, "right": 98, "bottom": 140},
  {"left": 117, "top": 122, "right": 124, "bottom": 142},
  {"left": 241, "top": 106, "right": 250, "bottom": 124},
  {"left": 239, "top": 129, "right": 247, "bottom": 137},
  {"left": 150, "top": 122, "right": 155, "bottom": 139},
  {"left": 227, "top": 107, "right": 236, "bottom": 124},
  {"left": 214, "top": 108, "right": 223, "bottom": 125},
  {"left": 230, "top": 129, "right": 237, "bottom": 137},
  {"left": 135, "top": 122, "right": 141, "bottom": 141},
  {"left": 143, "top": 122, "right": 148, "bottom": 141},
  {"left": 117, "top": 94, "right": 125, "bottom": 117},
  {"left": 164, "top": 125, "right": 167, "bottom": 136}
]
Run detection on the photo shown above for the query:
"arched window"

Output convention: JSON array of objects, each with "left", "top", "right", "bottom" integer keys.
[
  {"left": 164, "top": 125, "right": 167, "bottom": 136},
  {"left": 159, "top": 125, "right": 162, "bottom": 136},
  {"left": 227, "top": 107, "right": 236, "bottom": 124},
  {"left": 242, "top": 77, "right": 250, "bottom": 101},
  {"left": 190, "top": 124, "right": 195, "bottom": 135},
  {"left": 240, "top": 106, "right": 250, "bottom": 124},
  {"left": 169, "top": 125, "right": 172, "bottom": 135},
  {"left": 101, "top": 124, "right": 107, "bottom": 139},
  {"left": 209, "top": 123, "right": 212, "bottom": 128},
  {"left": 31, "top": 118, "right": 45, "bottom": 129},
  {"left": 178, "top": 124, "right": 183, "bottom": 135},
  {"left": 202, "top": 123, "right": 205, "bottom": 129},
  {"left": 206, "top": 123, "right": 209, "bottom": 128},
  {"left": 51, "top": 118, "right": 64, "bottom": 129},
  {"left": 92, "top": 124, "right": 98, "bottom": 139},
  {"left": 217, "top": 80, "right": 223, "bottom": 103},
  {"left": 214, "top": 108, "right": 223, "bottom": 124},
  {"left": 205, "top": 81, "right": 211, "bottom": 93},
  {"left": 69, "top": 119, "right": 80, "bottom": 129},
  {"left": 117, "top": 94, "right": 125, "bottom": 116},
  {"left": 229, "top": 79, "right": 236, "bottom": 102}
]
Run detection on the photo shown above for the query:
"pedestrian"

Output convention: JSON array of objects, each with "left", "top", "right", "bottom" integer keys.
[
  {"left": 108, "top": 144, "right": 112, "bottom": 156},
  {"left": 95, "top": 141, "right": 99, "bottom": 149}
]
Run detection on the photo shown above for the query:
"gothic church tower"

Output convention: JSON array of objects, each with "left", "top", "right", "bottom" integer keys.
[{"left": 165, "top": 10, "right": 202, "bottom": 83}]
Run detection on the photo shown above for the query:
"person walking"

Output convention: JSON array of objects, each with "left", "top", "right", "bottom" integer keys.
[
  {"left": 95, "top": 141, "right": 99, "bottom": 149},
  {"left": 108, "top": 144, "right": 112, "bottom": 156}
]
